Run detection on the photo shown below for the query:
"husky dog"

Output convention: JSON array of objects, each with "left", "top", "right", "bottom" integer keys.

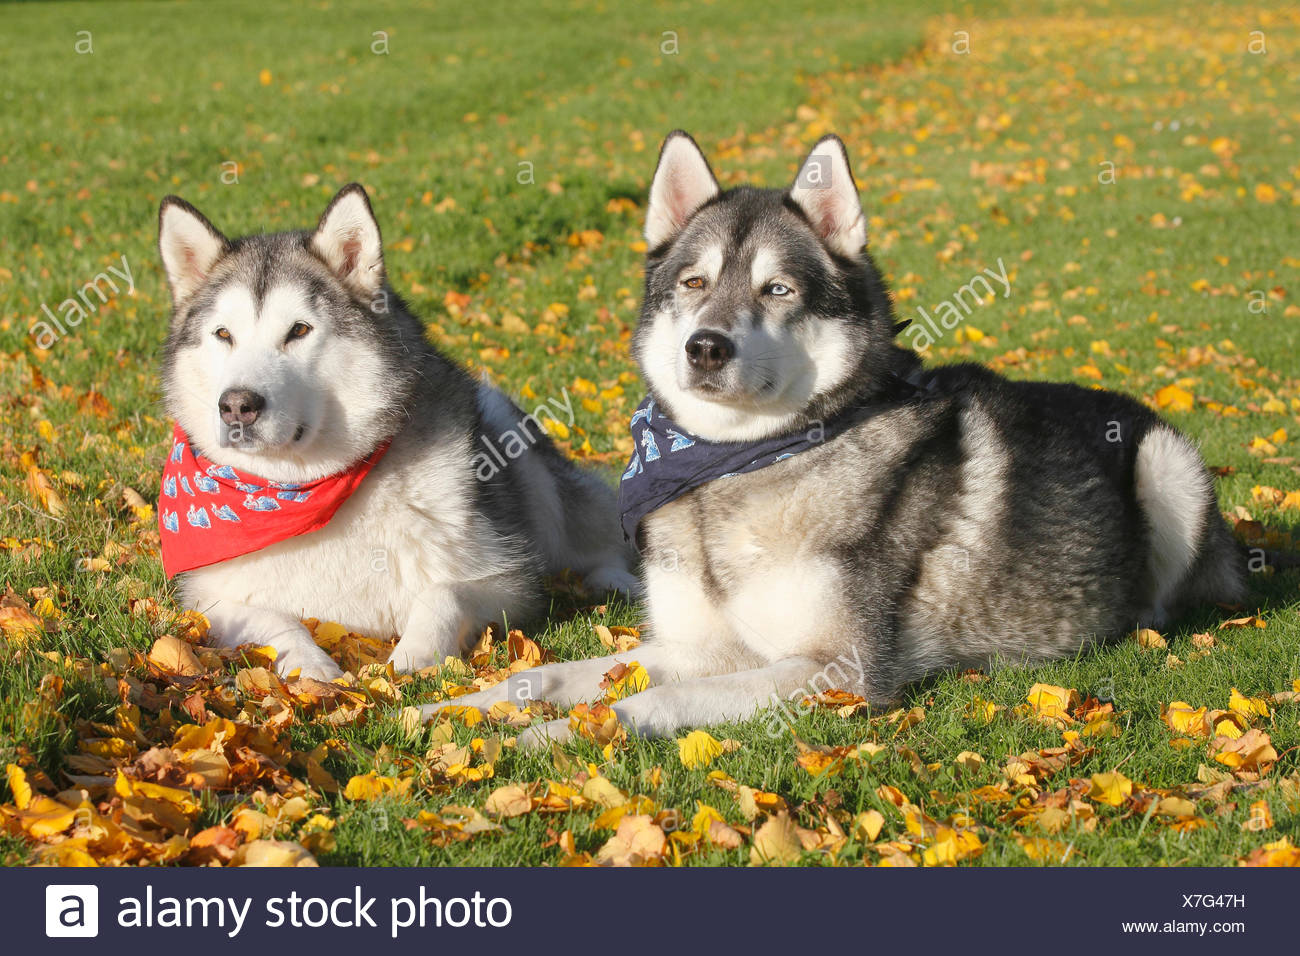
[
  {"left": 157, "top": 184, "right": 636, "bottom": 681},
  {"left": 425, "top": 131, "right": 1247, "bottom": 743}
]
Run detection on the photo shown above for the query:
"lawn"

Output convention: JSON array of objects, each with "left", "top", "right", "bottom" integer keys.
[{"left": 1, "top": 0, "right": 1298, "bottom": 867}]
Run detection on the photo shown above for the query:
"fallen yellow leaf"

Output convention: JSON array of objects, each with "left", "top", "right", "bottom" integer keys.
[
  {"left": 595, "top": 814, "right": 666, "bottom": 866},
  {"left": 148, "top": 634, "right": 204, "bottom": 677},
  {"left": 853, "top": 809, "right": 885, "bottom": 842},
  {"left": 1211, "top": 728, "right": 1277, "bottom": 774},
  {"left": 1088, "top": 771, "right": 1133, "bottom": 807},
  {"left": 677, "top": 730, "right": 725, "bottom": 770},
  {"left": 342, "top": 773, "right": 410, "bottom": 801},
  {"left": 1155, "top": 384, "right": 1194, "bottom": 411},
  {"left": 484, "top": 784, "right": 532, "bottom": 818},
  {"left": 6, "top": 764, "right": 33, "bottom": 810},
  {"left": 1228, "top": 687, "right": 1270, "bottom": 721},
  {"left": 233, "top": 840, "right": 317, "bottom": 867},
  {"left": 750, "top": 812, "right": 803, "bottom": 865}
]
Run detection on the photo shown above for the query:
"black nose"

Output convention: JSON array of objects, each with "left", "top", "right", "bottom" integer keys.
[
  {"left": 685, "top": 331, "right": 735, "bottom": 372},
  {"left": 218, "top": 388, "right": 266, "bottom": 426}
]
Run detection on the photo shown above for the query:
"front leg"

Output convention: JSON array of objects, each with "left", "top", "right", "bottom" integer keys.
[
  {"left": 420, "top": 561, "right": 761, "bottom": 719},
  {"left": 517, "top": 655, "right": 832, "bottom": 746},
  {"left": 388, "top": 584, "right": 485, "bottom": 673},
  {"left": 418, "top": 638, "right": 745, "bottom": 719},
  {"left": 197, "top": 598, "right": 343, "bottom": 681}
]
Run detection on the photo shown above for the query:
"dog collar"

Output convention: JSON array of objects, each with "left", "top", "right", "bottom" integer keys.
[
  {"left": 157, "top": 424, "right": 390, "bottom": 578},
  {"left": 616, "top": 373, "right": 928, "bottom": 545}
]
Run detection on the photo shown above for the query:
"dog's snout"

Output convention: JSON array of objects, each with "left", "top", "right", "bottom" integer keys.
[
  {"left": 684, "top": 331, "right": 735, "bottom": 372},
  {"left": 218, "top": 388, "right": 266, "bottom": 426}
]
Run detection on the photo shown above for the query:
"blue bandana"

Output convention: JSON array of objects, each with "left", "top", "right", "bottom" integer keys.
[{"left": 617, "top": 379, "right": 926, "bottom": 544}]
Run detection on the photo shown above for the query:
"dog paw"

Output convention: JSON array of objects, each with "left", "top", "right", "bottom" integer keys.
[
  {"left": 388, "top": 633, "right": 459, "bottom": 674},
  {"left": 420, "top": 697, "right": 478, "bottom": 722},
  {"left": 418, "top": 683, "right": 508, "bottom": 722},
  {"left": 516, "top": 718, "right": 572, "bottom": 750},
  {"left": 420, "top": 668, "right": 558, "bottom": 720},
  {"left": 277, "top": 642, "right": 344, "bottom": 682},
  {"left": 583, "top": 566, "right": 643, "bottom": 600}
]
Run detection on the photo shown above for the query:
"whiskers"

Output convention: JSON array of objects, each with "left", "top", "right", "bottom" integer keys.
[{"left": 743, "top": 347, "right": 799, "bottom": 394}]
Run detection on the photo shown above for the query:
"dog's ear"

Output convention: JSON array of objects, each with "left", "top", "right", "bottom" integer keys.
[
  {"left": 158, "top": 197, "right": 229, "bottom": 307},
  {"left": 788, "top": 135, "right": 867, "bottom": 259},
  {"left": 645, "top": 131, "right": 720, "bottom": 249},
  {"left": 311, "top": 183, "right": 385, "bottom": 299}
]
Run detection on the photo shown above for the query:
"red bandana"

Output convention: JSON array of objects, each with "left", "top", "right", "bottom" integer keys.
[{"left": 158, "top": 424, "right": 389, "bottom": 578}]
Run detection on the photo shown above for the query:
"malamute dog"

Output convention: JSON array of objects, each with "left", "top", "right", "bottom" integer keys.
[
  {"left": 157, "top": 184, "right": 636, "bottom": 681},
  {"left": 426, "top": 131, "right": 1247, "bottom": 743}
]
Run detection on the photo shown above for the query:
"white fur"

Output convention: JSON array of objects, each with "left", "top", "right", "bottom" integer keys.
[
  {"left": 167, "top": 282, "right": 396, "bottom": 483},
  {"left": 728, "top": 559, "right": 843, "bottom": 660},
  {"left": 159, "top": 203, "right": 225, "bottom": 305},
  {"left": 422, "top": 555, "right": 833, "bottom": 738},
  {"left": 789, "top": 137, "right": 867, "bottom": 259},
  {"left": 645, "top": 133, "right": 720, "bottom": 248},
  {"left": 476, "top": 384, "right": 638, "bottom": 595},
  {"left": 692, "top": 243, "right": 725, "bottom": 285},
  {"left": 1135, "top": 426, "right": 1208, "bottom": 625},
  {"left": 515, "top": 657, "right": 832, "bottom": 746},
  {"left": 638, "top": 293, "right": 855, "bottom": 442},
  {"left": 163, "top": 188, "right": 635, "bottom": 681},
  {"left": 425, "top": 478, "right": 867, "bottom": 739},
  {"left": 311, "top": 187, "right": 385, "bottom": 298},
  {"left": 181, "top": 418, "right": 523, "bottom": 677},
  {"left": 749, "top": 248, "right": 784, "bottom": 290}
]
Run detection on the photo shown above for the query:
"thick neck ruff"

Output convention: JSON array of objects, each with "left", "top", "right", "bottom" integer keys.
[
  {"left": 617, "top": 373, "right": 929, "bottom": 545},
  {"left": 157, "top": 424, "right": 390, "bottom": 578}
]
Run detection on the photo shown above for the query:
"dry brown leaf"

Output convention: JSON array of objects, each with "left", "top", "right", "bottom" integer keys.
[
  {"left": 0, "top": 604, "right": 46, "bottom": 646},
  {"left": 595, "top": 814, "right": 666, "bottom": 866},
  {"left": 1211, "top": 728, "right": 1278, "bottom": 775},
  {"left": 187, "top": 825, "right": 241, "bottom": 865},
  {"left": 594, "top": 625, "right": 641, "bottom": 652},
  {"left": 147, "top": 635, "right": 204, "bottom": 677},
  {"left": 484, "top": 784, "right": 533, "bottom": 818},
  {"left": 232, "top": 840, "right": 318, "bottom": 867},
  {"left": 1134, "top": 627, "right": 1167, "bottom": 649},
  {"left": 749, "top": 811, "right": 803, "bottom": 865}
]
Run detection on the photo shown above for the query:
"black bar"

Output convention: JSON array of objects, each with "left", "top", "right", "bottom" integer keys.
[{"left": 14, "top": 866, "right": 1295, "bottom": 952}]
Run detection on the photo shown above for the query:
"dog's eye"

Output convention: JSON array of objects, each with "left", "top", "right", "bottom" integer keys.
[
  {"left": 682, "top": 276, "right": 706, "bottom": 290},
  {"left": 214, "top": 327, "right": 233, "bottom": 344},
  {"left": 286, "top": 321, "right": 312, "bottom": 342},
  {"left": 766, "top": 282, "right": 793, "bottom": 296}
]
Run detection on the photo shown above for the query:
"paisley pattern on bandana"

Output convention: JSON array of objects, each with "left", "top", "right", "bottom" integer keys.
[{"left": 157, "top": 424, "right": 389, "bottom": 578}]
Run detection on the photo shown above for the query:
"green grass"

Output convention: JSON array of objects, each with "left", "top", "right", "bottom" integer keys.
[{"left": 1, "top": 0, "right": 1298, "bottom": 867}]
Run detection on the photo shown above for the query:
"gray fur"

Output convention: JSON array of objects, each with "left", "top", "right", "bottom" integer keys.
[
  {"left": 423, "top": 132, "right": 1249, "bottom": 742},
  {"left": 632, "top": 134, "right": 1247, "bottom": 703}
]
